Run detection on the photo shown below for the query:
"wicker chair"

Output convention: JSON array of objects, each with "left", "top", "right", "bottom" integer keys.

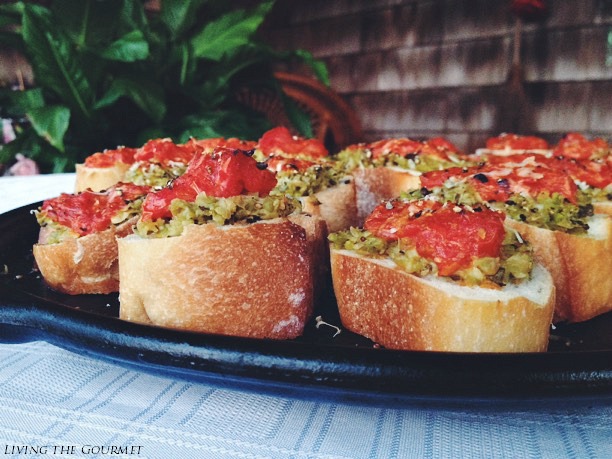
[{"left": 236, "top": 71, "right": 363, "bottom": 153}]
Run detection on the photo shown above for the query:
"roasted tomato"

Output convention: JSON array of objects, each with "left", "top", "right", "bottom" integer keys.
[
  {"left": 41, "top": 183, "right": 150, "bottom": 236},
  {"left": 555, "top": 158, "right": 612, "bottom": 189},
  {"left": 486, "top": 133, "right": 549, "bottom": 151},
  {"left": 466, "top": 170, "right": 514, "bottom": 202},
  {"left": 258, "top": 126, "right": 328, "bottom": 158},
  {"left": 364, "top": 199, "right": 443, "bottom": 239},
  {"left": 188, "top": 137, "right": 257, "bottom": 153},
  {"left": 367, "top": 137, "right": 462, "bottom": 161},
  {"left": 553, "top": 132, "right": 610, "bottom": 160},
  {"left": 419, "top": 167, "right": 471, "bottom": 189},
  {"left": 368, "top": 138, "right": 423, "bottom": 159},
  {"left": 133, "top": 138, "right": 203, "bottom": 165},
  {"left": 365, "top": 200, "right": 506, "bottom": 276},
  {"left": 422, "top": 137, "right": 463, "bottom": 158},
  {"left": 420, "top": 162, "right": 578, "bottom": 203},
  {"left": 84, "top": 146, "right": 137, "bottom": 168},
  {"left": 141, "top": 148, "right": 277, "bottom": 221}
]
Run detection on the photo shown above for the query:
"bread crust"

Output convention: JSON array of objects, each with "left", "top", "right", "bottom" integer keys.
[
  {"left": 33, "top": 225, "right": 126, "bottom": 295},
  {"left": 593, "top": 200, "right": 612, "bottom": 216},
  {"left": 352, "top": 167, "right": 421, "bottom": 224},
  {"left": 287, "top": 213, "right": 330, "bottom": 303},
  {"left": 300, "top": 182, "right": 359, "bottom": 233},
  {"left": 118, "top": 218, "right": 321, "bottom": 339},
  {"left": 330, "top": 249, "right": 555, "bottom": 352},
  {"left": 75, "top": 163, "right": 129, "bottom": 192},
  {"left": 507, "top": 216, "right": 612, "bottom": 323}
]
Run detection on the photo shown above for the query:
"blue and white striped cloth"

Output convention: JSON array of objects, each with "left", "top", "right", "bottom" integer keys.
[
  {"left": 0, "top": 175, "right": 611, "bottom": 458},
  {"left": 0, "top": 341, "right": 610, "bottom": 459}
]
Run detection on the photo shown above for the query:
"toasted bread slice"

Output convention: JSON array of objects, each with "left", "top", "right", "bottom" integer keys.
[
  {"left": 75, "top": 163, "right": 129, "bottom": 192},
  {"left": 593, "top": 200, "right": 612, "bottom": 216},
  {"left": 300, "top": 182, "right": 359, "bottom": 233},
  {"left": 118, "top": 217, "right": 323, "bottom": 339},
  {"left": 330, "top": 249, "right": 555, "bottom": 352},
  {"left": 507, "top": 215, "right": 612, "bottom": 323},
  {"left": 33, "top": 218, "right": 136, "bottom": 294},
  {"left": 352, "top": 167, "right": 421, "bottom": 224}
]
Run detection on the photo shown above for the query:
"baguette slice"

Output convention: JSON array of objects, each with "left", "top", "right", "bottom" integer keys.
[
  {"left": 118, "top": 217, "right": 322, "bottom": 339},
  {"left": 33, "top": 218, "right": 136, "bottom": 294},
  {"left": 74, "top": 162, "right": 130, "bottom": 193},
  {"left": 352, "top": 167, "right": 421, "bottom": 224},
  {"left": 593, "top": 200, "right": 612, "bottom": 216},
  {"left": 300, "top": 182, "right": 359, "bottom": 233},
  {"left": 330, "top": 249, "right": 555, "bottom": 352},
  {"left": 506, "top": 215, "right": 612, "bottom": 323}
]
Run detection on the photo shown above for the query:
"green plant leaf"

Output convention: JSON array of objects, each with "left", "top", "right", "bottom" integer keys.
[
  {"left": 191, "top": 0, "right": 274, "bottom": 61},
  {"left": 282, "top": 94, "right": 313, "bottom": 138},
  {"left": 0, "top": 134, "right": 31, "bottom": 164},
  {"left": 0, "top": 0, "right": 325, "bottom": 172},
  {"left": 293, "top": 49, "right": 330, "bottom": 85},
  {"left": 176, "top": 109, "right": 271, "bottom": 142},
  {"left": 27, "top": 105, "right": 70, "bottom": 152},
  {"left": 0, "top": 2, "right": 24, "bottom": 19},
  {"left": 95, "top": 77, "right": 166, "bottom": 123},
  {"left": 5, "top": 88, "right": 45, "bottom": 115},
  {"left": 159, "top": 0, "right": 207, "bottom": 39},
  {"left": 51, "top": 0, "right": 124, "bottom": 49},
  {"left": 101, "top": 30, "right": 149, "bottom": 62},
  {"left": 21, "top": 5, "right": 94, "bottom": 120}
]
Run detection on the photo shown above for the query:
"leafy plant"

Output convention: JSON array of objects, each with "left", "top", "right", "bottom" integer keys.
[{"left": 0, "top": 0, "right": 328, "bottom": 172}]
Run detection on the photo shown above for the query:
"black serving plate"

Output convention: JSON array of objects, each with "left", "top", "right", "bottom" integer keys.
[{"left": 1, "top": 203, "right": 611, "bottom": 404}]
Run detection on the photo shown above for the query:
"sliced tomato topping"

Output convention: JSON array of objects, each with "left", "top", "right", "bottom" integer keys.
[
  {"left": 41, "top": 183, "right": 150, "bottom": 236},
  {"left": 553, "top": 132, "right": 610, "bottom": 160},
  {"left": 560, "top": 159, "right": 612, "bottom": 189},
  {"left": 84, "top": 146, "right": 137, "bottom": 168},
  {"left": 368, "top": 138, "right": 423, "bottom": 159},
  {"left": 483, "top": 152, "right": 542, "bottom": 166},
  {"left": 482, "top": 152, "right": 611, "bottom": 192},
  {"left": 258, "top": 126, "right": 328, "bottom": 158},
  {"left": 421, "top": 137, "right": 463, "bottom": 159},
  {"left": 188, "top": 137, "right": 257, "bottom": 153},
  {"left": 420, "top": 162, "right": 578, "bottom": 203},
  {"left": 365, "top": 201, "right": 506, "bottom": 276},
  {"left": 486, "top": 133, "right": 549, "bottom": 150},
  {"left": 364, "top": 200, "right": 443, "bottom": 239},
  {"left": 141, "top": 148, "right": 277, "bottom": 221},
  {"left": 133, "top": 138, "right": 203, "bottom": 166},
  {"left": 466, "top": 171, "right": 514, "bottom": 202},
  {"left": 366, "top": 137, "right": 462, "bottom": 161},
  {"left": 419, "top": 167, "right": 469, "bottom": 189},
  {"left": 426, "top": 137, "right": 461, "bottom": 153},
  {"left": 108, "top": 182, "right": 153, "bottom": 202}
]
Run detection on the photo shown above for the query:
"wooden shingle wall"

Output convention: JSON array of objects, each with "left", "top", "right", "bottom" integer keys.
[{"left": 261, "top": 0, "right": 612, "bottom": 152}]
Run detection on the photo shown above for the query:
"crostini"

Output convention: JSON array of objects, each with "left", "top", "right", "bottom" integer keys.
[
  {"left": 33, "top": 182, "right": 151, "bottom": 294},
  {"left": 412, "top": 161, "right": 612, "bottom": 323},
  {"left": 476, "top": 133, "right": 611, "bottom": 216},
  {"left": 75, "top": 146, "right": 138, "bottom": 192},
  {"left": 118, "top": 147, "right": 326, "bottom": 339},
  {"left": 256, "top": 126, "right": 358, "bottom": 233},
  {"left": 475, "top": 133, "right": 551, "bottom": 156},
  {"left": 335, "top": 137, "right": 471, "bottom": 223},
  {"left": 75, "top": 137, "right": 257, "bottom": 192},
  {"left": 551, "top": 133, "right": 611, "bottom": 216},
  {"left": 329, "top": 198, "right": 555, "bottom": 352}
]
